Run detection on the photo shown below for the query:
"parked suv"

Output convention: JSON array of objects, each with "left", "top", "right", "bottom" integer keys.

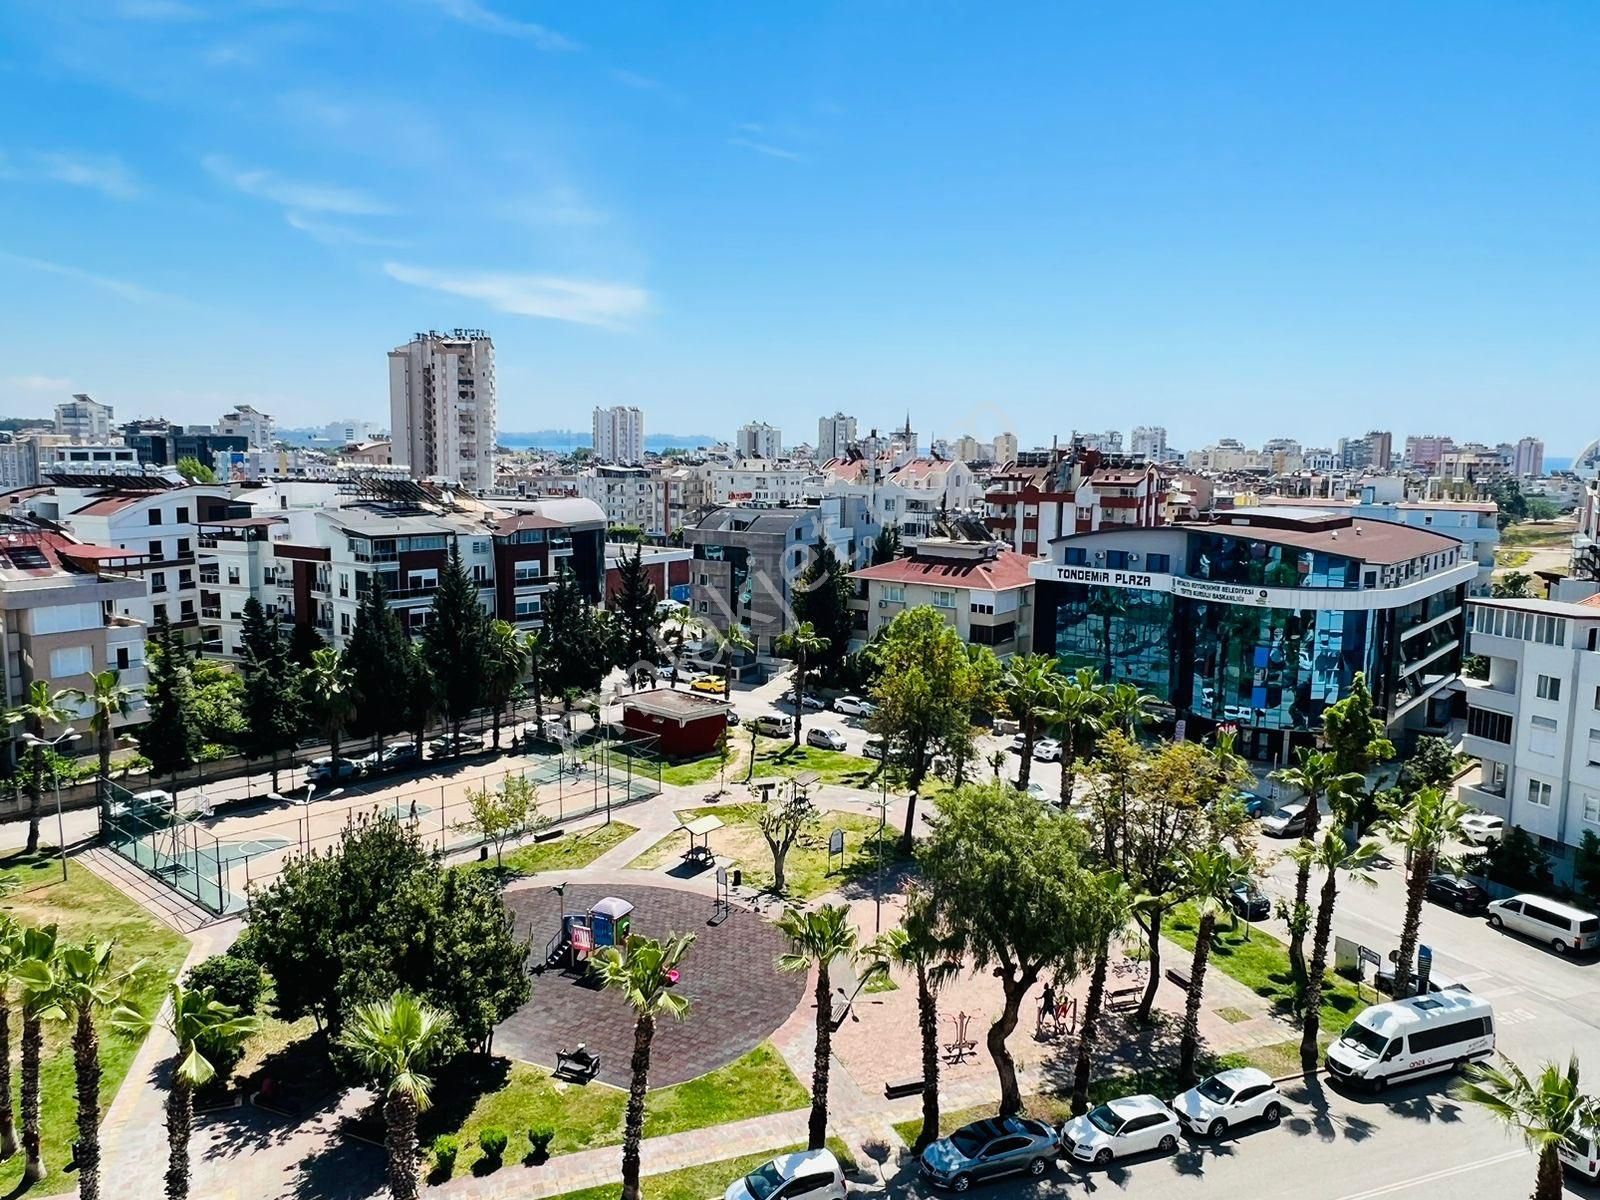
[{"left": 754, "top": 714, "right": 793, "bottom": 737}]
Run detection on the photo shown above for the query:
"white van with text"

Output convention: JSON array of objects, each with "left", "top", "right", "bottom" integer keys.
[{"left": 1324, "top": 992, "right": 1494, "bottom": 1092}]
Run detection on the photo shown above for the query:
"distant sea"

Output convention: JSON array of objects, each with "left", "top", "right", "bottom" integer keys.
[
  {"left": 1545, "top": 456, "right": 1573, "bottom": 473},
  {"left": 499, "top": 430, "right": 718, "bottom": 453}
]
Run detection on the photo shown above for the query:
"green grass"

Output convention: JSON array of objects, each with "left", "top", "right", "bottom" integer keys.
[
  {"left": 461, "top": 822, "right": 637, "bottom": 876},
  {"left": 423, "top": 1041, "right": 808, "bottom": 1179},
  {"left": 1493, "top": 548, "right": 1532, "bottom": 570},
  {"left": 551, "top": 1138, "right": 857, "bottom": 1200},
  {"left": 1499, "top": 520, "right": 1576, "bottom": 548},
  {"left": 0, "top": 853, "right": 190, "bottom": 1198},
  {"left": 626, "top": 802, "right": 902, "bottom": 900},
  {"left": 1216, "top": 1006, "right": 1253, "bottom": 1024},
  {"left": 751, "top": 743, "right": 881, "bottom": 788}
]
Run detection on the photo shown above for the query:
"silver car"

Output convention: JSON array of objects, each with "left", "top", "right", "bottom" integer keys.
[{"left": 919, "top": 1116, "right": 1058, "bottom": 1191}]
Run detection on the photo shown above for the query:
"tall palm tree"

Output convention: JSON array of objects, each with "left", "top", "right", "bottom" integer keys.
[
  {"left": 84, "top": 669, "right": 137, "bottom": 806},
  {"left": 304, "top": 647, "right": 356, "bottom": 765},
  {"left": 339, "top": 991, "right": 453, "bottom": 1200},
  {"left": 1101, "top": 682, "right": 1154, "bottom": 738},
  {"left": 481, "top": 619, "right": 528, "bottom": 749},
  {"left": 1071, "top": 873, "right": 1136, "bottom": 1115},
  {"left": 777, "top": 904, "right": 863, "bottom": 1149},
  {"left": 719, "top": 624, "right": 755, "bottom": 697},
  {"left": 523, "top": 630, "right": 547, "bottom": 720},
  {"left": 867, "top": 890, "right": 951, "bottom": 1152},
  {"left": 593, "top": 934, "right": 696, "bottom": 1200},
  {"left": 1383, "top": 785, "right": 1471, "bottom": 998},
  {"left": 1455, "top": 1055, "right": 1598, "bottom": 1200},
  {"left": 775, "top": 622, "right": 829, "bottom": 750},
  {"left": 13, "top": 923, "right": 60, "bottom": 1181},
  {"left": 28, "top": 940, "right": 139, "bottom": 1200},
  {"left": 1291, "top": 831, "right": 1381, "bottom": 1068},
  {"left": 1173, "top": 847, "right": 1251, "bottom": 1087},
  {"left": 0, "top": 914, "right": 22, "bottom": 1159},
  {"left": 114, "top": 982, "right": 260, "bottom": 1200},
  {"left": 1270, "top": 748, "right": 1361, "bottom": 986},
  {"left": 4, "top": 680, "right": 83, "bottom": 855},
  {"left": 1039, "top": 669, "right": 1104, "bottom": 808},
  {"left": 999, "top": 654, "right": 1059, "bottom": 788}
]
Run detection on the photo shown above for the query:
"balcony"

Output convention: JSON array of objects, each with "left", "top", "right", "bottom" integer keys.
[
  {"left": 1463, "top": 677, "right": 1517, "bottom": 716},
  {"left": 1458, "top": 781, "right": 1510, "bottom": 821}
]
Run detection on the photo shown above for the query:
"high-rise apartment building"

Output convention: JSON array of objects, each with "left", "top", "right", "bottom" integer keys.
[
  {"left": 817, "top": 413, "right": 857, "bottom": 462},
  {"left": 1513, "top": 436, "right": 1545, "bottom": 479},
  {"left": 736, "top": 421, "right": 783, "bottom": 459},
  {"left": 993, "top": 431, "right": 1018, "bottom": 465},
  {"left": 1339, "top": 430, "right": 1393, "bottom": 471},
  {"left": 1405, "top": 434, "right": 1454, "bottom": 472},
  {"left": 388, "top": 330, "right": 497, "bottom": 489},
  {"left": 592, "top": 405, "right": 645, "bottom": 465},
  {"left": 218, "top": 404, "right": 275, "bottom": 448},
  {"left": 1074, "top": 429, "right": 1123, "bottom": 454},
  {"left": 1130, "top": 426, "right": 1170, "bottom": 462},
  {"left": 54, "top": 394, "right": 113, "bottom": 441}
]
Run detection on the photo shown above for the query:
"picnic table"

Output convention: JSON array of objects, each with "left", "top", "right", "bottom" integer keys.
[{"left": 678, "top": 814, "right": 724, "bottom": 866}]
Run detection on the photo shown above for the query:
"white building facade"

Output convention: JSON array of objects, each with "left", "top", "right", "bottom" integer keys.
[
  {"left": 218, "top": 405, "right": 276, "bottom": 448},
  {"left": 736, "top": 422, "right": 783, "bottom": 460},
  {"left": 592, "top": 406, "right": 645, "bottom": 465},
  {"left": 817, "top": 413, "right": 856, "bottom": 462},
  {"left": 54, "top": 394, "right": 112, "bottom": 440},
  {"left": 388, "top": 330, "right": 497, "bottom": 490}
]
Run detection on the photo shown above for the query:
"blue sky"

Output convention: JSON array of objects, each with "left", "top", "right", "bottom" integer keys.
[{"left": 1, "top": 2, "right": 1596, "bottom": 455}]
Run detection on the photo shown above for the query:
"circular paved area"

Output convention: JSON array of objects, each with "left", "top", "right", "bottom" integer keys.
[{"left": 497, "top": 883, "right": 805, "bottom": 1087}]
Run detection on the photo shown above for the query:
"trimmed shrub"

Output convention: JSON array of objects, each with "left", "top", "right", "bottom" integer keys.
[
  {"left": 478, "top": 1127, "right": 509, "bottom": 1161},
  {"left": 527, "top": 1126, "right": 554, "bottom": 1162}
]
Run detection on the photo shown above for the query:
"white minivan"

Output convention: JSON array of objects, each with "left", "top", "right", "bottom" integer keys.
[
  {"left": 1486, "top": 894, "right": 1600, "bottom": 955},
  {"left": 1560, "top": 1129, "right": 1600, "bottom": 1181},
  {"left": 1324, "top": 992, "right": 1495, "bottom": 1092}
]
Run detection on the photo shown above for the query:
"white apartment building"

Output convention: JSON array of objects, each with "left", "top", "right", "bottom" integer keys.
[
  {"left": 324, "top": 419, "right": 381, "bottom": 444},
  {"left": 38, "top": 442, "right": 143, "bottom": 476},
  {"left": 576, "top": 465, "right": 663, "bottom": 534},
  {"left": 1513, "top": 437, "right": 1545, "bottom": 479},
  {"left": 54, "top": 394, "right": 112, "bottom": 441},
  {"left": 736, "top": 422, "right": 783, "bottom": 460},
  {"left": 708, "top": 460, "right": 818, "bottom": 507},
  {"left": 1460, "top": 595, "right": 1600, "bottom": 883},
  {"left": 1074, "top": 430, "right": 1123, "bottom": 455},
  {"left": 1130, "top": 426, "right": 1170, "bottom": 463},
  {"left": 592, "top": 406, "right": 645, "bottom": 465},
  {"left": 218, "top": 405, "right": 276, "bottom": 448},
  {"left": 993, "top": 432, "right": 1018, "bottom": 465},
  {"left": 819, "top": 456, "right": 982, "bottom": 541},
  {"left": 388, "top": 330, "right": 497, "bottom": 490},
  {"left": 0, "top": 440, "right": 37, "bottom": 490},
  {"left": 817, "top": 413, "right": 857, "bottom": 462},
  {"left": 848, "top": 537, "right": 1036, "bottom": 657}
]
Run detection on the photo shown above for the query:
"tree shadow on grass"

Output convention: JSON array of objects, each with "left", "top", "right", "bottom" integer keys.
[{"left": 411, "top": 1055, "right": 513, "bottom": 1146}]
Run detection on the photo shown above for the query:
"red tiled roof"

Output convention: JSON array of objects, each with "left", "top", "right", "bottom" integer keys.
[
  {"left": 888, "top": 458, "right": 944, "bottom": 482},
  {"left": 1578, "top": 593, "right": 1600, "bottom": 608},
  {"left": 70, "top": 494, "right": 154, "bottom": 517},
  {"left": 492, "top": 513, "right": 565, "bottom": 533},
  {"left": 850, "top": 548, "right": 1036, "bottom": 590}
]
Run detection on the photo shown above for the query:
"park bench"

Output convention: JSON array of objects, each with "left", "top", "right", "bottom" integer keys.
[
  {"left": 1165, "top": 966, "right": 1192, "bottom": 990},
  {"left": 884, "top": 1077, "right": 924, "bottom": 1100},
  {"left": 556, "top": 1045, "right": 601, "bottom": 1082},
  {"left": 1107, "top": 986, "right": 1141, "bottom": 1012}
]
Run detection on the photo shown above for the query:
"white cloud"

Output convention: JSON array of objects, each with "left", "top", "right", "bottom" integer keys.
[
  {"left": 729, "top": 137, "right": 807, "bottom": 163},
  {"left": 35, "top": 151, "right": 140, "bottom": 200},
  {"left": 203, "top": 155, "right": 393, "bottom": 216},
  {"left": 284, "top": 211, "right": 407, "bottom": 248},
  {"left": 421, "top": 0, "right": 577, "bottom": 51},
  {"left": 0, "top": 252, "right": 172, "bottom": 305},
  {"left": 5, "top": 374, "right": 73, "bottom": 395},
  {"left": 383, "top": 262, "right": 649, "bottom": 328},
  {"left": 503, "top": 184, "right": 608, "bottom": 229}
]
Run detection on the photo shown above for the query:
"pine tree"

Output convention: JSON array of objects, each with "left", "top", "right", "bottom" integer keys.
[
  {"left": 237, "top": 601, "right": 302, "bottom": 793},
  {"left": 238, "top": 596, "right": 277, "bottom": 664},
  {"left": 541, "top": 566, "right": 610, "bottom": 697},
  {"left": 423, "top": 543, "right": 487, "bottom": 751},
  {"left": 792, "top": 538, "right": 855, "bottom": 684},
  {"left": 137, "top": 611, "right": 198, "bottom": 788},
  {"left": 287, "top": 620, "right": 325, "bottom": 669},
  {"left": 345, "top": 579, "right": 409, "bottom": 755},
  {"left": 870, "top": 524, "right": 902, "bottom": 566},
  {"left": 611, "top": 546, "right": 661, "bottom": 672}
]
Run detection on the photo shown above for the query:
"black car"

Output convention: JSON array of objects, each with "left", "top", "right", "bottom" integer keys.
[
  {"left": 1425, "top": 873, "right": 1488, "bottom": 913},
  {"left": 1228, "top": 880, "right": 1272, "bottom": 922}
]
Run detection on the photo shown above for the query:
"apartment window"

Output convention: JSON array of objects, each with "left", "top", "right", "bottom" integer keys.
[
  {"left": 514, "top": 563, "right": 541, "bottom": 584},
  {"left": 1525, "top": 779, "right": 1552, "bottom": 808},
  {"left": 1589, "top": 730, "right": 1600, "bottom": 768},
  {"left": 148, "top": 540, "right": 163, "bottom": 559},
  {"left": 1064, "top": 547, "right": 1087, "bottom": 566},
  {"left": 227, "top": 566, "right": 240, "bottom": 586},
  {"left": 931, "top": 590, "right": 956, "bottom": 608},
  {"left": 1106, "top": 550, "right": 1130, "bottom": 570},
  {"left": 1147, "top": 553, "right": 1171, "bottom": 573},
  {"left": 178, "top": 569, "right": 193, "bottom": 590},
  {"left": 406, "top": 569, "right": 438, "bottom": 592},
  {"left": 340, "top": 612, "right": 351, "bottom": 636},
  {"left": 180, "top": 600, "right": 195, "bottom": 620},
  {"left": 1467, "top": 707, "right": 1512, "bottom": 744},
  {"left": 884, "top": 585, "right": 906, "bottom": 603},
  {"left": 1594, "top": 685, "right": 1600, "bottom": 711},
  {"left": 49, "top": 646, "right": 92, "bottom": 676},
  {"left": 115, "top": 646, "right": 130, "bottom": 671},
  {"left": 1022, "top": 528, "right": 1037, "bottom": 543},
  {"left": 514, "top": 597, "right": 542, "bottom": 619},
  {"left": 176, "top": 538, "right": 191, "bottom": 557},
  {"left": 698, "top": 601, "right": 708, "bottom": 613},
  {"left": 472, "top": 540, "right": 489, "bottom": 555},
  {"left": 147, "top": 509, "right": 162, "bottom": 526},
  {"left": 338, "top": 572, "right": 349, "bottom": 598},
  {"left": 154, "top": 603, "right": 167, "bottom": 623},
  {"left": 151, "top": 571, "right": 168, "bottom": 594},
  {"left": 1536, "top": 675, "right": 1562, "bottom": 702},
  {"left": 472, "top": 564, "right": 490, "bottom": 584},
  {"left": 1529, "top": 716, "right": 1558, "bottom": 756},
  {"left": 176, "top": 506, "right": 189, "bottom": 524},
  {"left": 698, "top": 573, "right": 708, "bottom": 587},
  {"left": 1586, "top": 794, "right": 1600, "bottom": 825}
]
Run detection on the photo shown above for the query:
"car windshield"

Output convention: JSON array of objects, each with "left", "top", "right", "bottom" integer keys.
[
  {"left": 1086, "top": 1105, "right": 1125, "bottom": 1135},
  {"left": 742, "top": 1163, "right": 787, "bottom": 1200},
  {"left": 1196, "top": 1076, "right": 1235, "bottom": 1104},
  {"left": 948, "top": 1128, "right": 987, "bottom": 1157},
  {"left": 1339, "top": 1022, "right": 1388, "bottom": 1057}
]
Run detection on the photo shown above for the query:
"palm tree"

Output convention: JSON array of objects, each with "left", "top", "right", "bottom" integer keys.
[
  {"left": 777, "top": 904, "right": 863, "bottom": 1149},
  {"left": 1455, "top": 1055, "right": 1598, "bottom": 1200},
  {"left": 4, "top": 680, "right": 83, "bottom": 855},
  {"left": 1270, "top": 748, "right": 1361, "bottom": 986},
  {"left": 0, "top": 914, "right": 23, "bottom": 1159},
  {"left": 1173, "top": 848, "right": 1251, "bottom": 1087},
  {"left": 304, "top": 647, "right": 356, "bottom": 766},
  {"left": 114, "top": 982, "right": 260, "bottom": 1200},
  {"left": 593, "top": 934, "right": 696, "bottom": 1200},
  {"left": 13, "top": 923, "right": 60, "bottom": 1181},
  {"left": 1000, "top": 654, "right": 1059, "bottom": 788},
  {"left": 1071, "top": 873, "right": 1136, "bottom": 1115},
  {"left": 30, "top": 940, "right": 139, "bottom": 1200},
  {"left": 1383, "top": 786, "right": 1471, "bottom": 999},
  {"left": 719, "top": 624, "right": 754, "bottom": 697},
  {"left": 775, "top": 622, "right": 830, "bottom": 750},
  {"left": 987, "top": 749, "right": 1006, "bottom": 780},
  {"left": 523, "top": 630, "right": 547, "bottom": 720},
  {"left": 1291, "top": 830, "right": 1381, "bottom": 1068},
  {"left": 481, "top": 620, "right": 528, "bottom": 749},
  {"left": 339, "top": 991, "right": 453, "bottom": 1200},
  {"left": 84, "top": 669, "right": 137, "bottom": 806},
  {"left": 867, "top": 890, "right": 950, "bottom": 1152},
  {"left": 1039, "top": 669, "right": 1104, "bottom": 808},
  {"left": 1101, "top": 682, "right": 1154, "bottom": 738}
]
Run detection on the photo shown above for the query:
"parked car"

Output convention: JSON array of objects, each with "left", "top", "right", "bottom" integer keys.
[
  {"left": 1229, "top": 790, "right": 1273, "bottom": 819},
  {"left": 919, "top": 1116, "right": 1059, "bottom": 1191},
  {"left": 1460, "top": 813, "right": 1505, "bottom": 845},
  {"left": 1560, "top": 1128, "right": 1600, "bottom": 1182},
  {"left": 863, "top": 737, "right": 887, "bottom": 760},
  {"left": 1487, "top": 894, "right": 1600, "bottom": 954},
  {"left": 726, "top": 709, "right": 742, "bottom": 726},
  {"left": 754, "top": 714, "right": 793, "bottom": 736},
  {"left": 1008, "top": 734, "right": 1028, "bottom": 753},
  {"left": 1059, "top": 1094, "right": 1180, "bottom": 1166},
  {"left": 1425, "top": 873, "right": 1489, "bottom": 913},
  {"left": 785, "top": 690, "right": 826, "bottom": 711},
  {"left": 429, "top": 734, "right": 476, "bottom": 758},
  {"left": 1032, "top": 738, "right": 1062, "bottom": 762},
  {"left": 1228, "top": 880, "right": 1272, "bottom": 922},
  {"left": 1259, "top": 802, "right": 1309, "bottom": 838},
  {"left": 1373, "top": 966, "right": 1470, "bottom": 997},
  {"left": 357, "top": 742, "right": 420, "bottom": 773},
  {"left": 1171, "top": 1068, "right": 1283, "bottom": 1138},
  {"left": 806, "top": 727, "right": 847, "bottom": 751},
  {"left": 832, "top": 695, "right": 877, "bottom": 717},
  {"left": 307, "top": 756, "right": 361, "bottom": 784},
  {"left": 725, "top": 1147, "right": 847, "bottom": 1200},
  {"left": 690, "top": 674, "right": 727, "bottom": 694}
]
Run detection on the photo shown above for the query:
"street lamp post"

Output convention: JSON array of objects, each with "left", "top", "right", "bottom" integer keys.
[{"left": 21, "top": 728, "right": 81, "bottom": 883}]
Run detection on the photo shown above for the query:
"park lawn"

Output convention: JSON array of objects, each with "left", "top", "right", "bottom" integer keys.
[
  {"left": 0, "top": 854, "right": 190, "bottom": 1198},
  {"left": 1498, "top": 519, "right": 1576, "bottom": 548},
  {"left": 1164, "top": 902, "right": 1364, "bottom": 1041},
  {"left": 626, "top": 803, "right": 894, "bottom": 900},
  {"left": 752, "top": 744, "right": 880, "bottom": 789},
  {"left": 551, "top": 1138, "right": 857, "bottom": 1200},
  {"left": 425, "top": 1041, "right": 807, "bottom": 1179},
  {"left": 461, "top": 822, "right": 638, "bottom": 877}
]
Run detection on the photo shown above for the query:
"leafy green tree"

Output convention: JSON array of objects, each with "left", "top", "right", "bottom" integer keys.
[
  {"left": 459, "top": 775, "right": 541, "bottom": 868},
  {"left": 867, "top": 606, "right": 981, "bottom": 850},
  {"left": 1000, "top": 653, "right": 1059, "bottom": 788},
  {"left": 399, "top": 642, "right": 437, "bottom": 755},
  {"left": 1040, "top": 668, "right": 1105, "bottom": 807},
  {"left": 1270, "top": 748, "right": 1361, "bottom": 987},
  {"left": 481, "top": 619, "right": 528, "bottom": 749},
  {"left": 340, "top": 992, "right": 452, "bottom": 1200},
  {"left": 522, "top": 630, "right": 547, "bottom": 720},
  {"left": 777, "top": 905, "right": 867, "bottom": 1147},
  {"left": 1398, "top": 735, "right": 1458, "bottom": 795},
  {"left": 236, "top": 601, "right": 301, "bottom": 792},
  {"left": 1173, "top": 848, "right": 1250, "bottom": 1086},
  {"left": 1488, "top": 477, "right": 1529, "bottom": 529},
  {"left": 791, "top": 538, "right": 855, "bottom": 684},
  {"left": 424, "top": 543, "right": 488, "bottom": 752},
  {"left": 174, "top": 455, "right": 217, "bottom": 484},
  {"left": 1576, "top": 832, "right": 1600, "bottom": 907},
  {"left": 1477, "top": 825, "right": 1549, "bottom": 891},
  {"left": 541, "top": 566, "right": 611, "bottom": 697},
  {"left": 919, "top": 782, "right": 1103, "bottom": 1114},
  {"left": 1070, "top": 873, "right": 1136, "bottom": 1116},
  {"left": 610, "top": 546, "right": 661, "bottom": 672},
  {"left": 1291, "top": 830, "right": 1381, "bottom": 1067},
  {"left": 4, "top": 680, "right": 82, "bottom": 854},
  {"left": 870, "top": 523, "right": 902, "bottom": 566},
  {"left": 1456, "top": 1055, "right": 1598, "bottom": 1200},
  {"left": 1525, "top": 496, "right": 1561, "bottom": 522},
  {"left": 137, "top": 611, "right": 199, "bottom": 788},
  {"left": 345, "top": 579, "right": 410, "bottom": 756},
  {"left": 594, "top": 935, "right": 696, "bottom": 1200},
  {"left": 866, "top": 889, "right": 951, "bottom": 1151},
  {"left": 1384, "top": 786, "right": 1471, "bottom": 998},
  {"left": 305, "top": 647, "right": 356, "bottom": 764},
  {"left": 1493, "top": 571, "right": 1535, "bottom": 599},
  {"left": 286, "top": 619, "right": 326, "bottom": 669},
  {"left": 775, "top": 621, "right": 829, "bottom": 750},
  {"left": 757, "top": 789, "right": 817, "bottom": 895},
  {"left": 1321, "top": 672, "right": 1395, "bottom": 830}
]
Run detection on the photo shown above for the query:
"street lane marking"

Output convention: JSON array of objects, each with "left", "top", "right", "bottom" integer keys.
[{"left": 1330, "top": 1149, "right": 1524, "bottom": 1199}]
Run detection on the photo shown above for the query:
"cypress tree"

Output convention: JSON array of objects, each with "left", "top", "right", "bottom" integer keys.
[
  {"left": 792, "top": 537, "right": 855, "bottom": 684},
  {"left": 346, "top": 578, "right": 408, "bottom": 755},
  {"left": 611, "top": 545, "right": 661, "bottom": 671},
  {"left": 137, "top": 611, "right": 198, "bottom": 789},
  {"left": 237, "top": 599, "right": 302, "bottom": 793},
  {"left": 541, "top": 565, "right": 609, "bottom": 697},
  {"left": 423, "top": 543, "right": 487, "bottom": 753}
]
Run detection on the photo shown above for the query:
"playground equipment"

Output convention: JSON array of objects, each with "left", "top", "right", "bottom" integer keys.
[{"left": 542, "top": 896, "right": 636, "bottom": 972}]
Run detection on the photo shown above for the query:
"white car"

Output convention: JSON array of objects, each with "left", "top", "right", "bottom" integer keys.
[
  {"left": 1032, "top": 739, "right": 1062, "bottom": 763},
  {"left": 1259, "top": 802, "right": 1310, "bottom": 838},
  {"left": 1560, "top": 1128, "right": 1600, "bottom": 1181},
  {"left": 1171, "top": 1068, "right": 1283, "bottom": 1138},
  {"left": 806, "top": 727, "right": 847, "bottom": 751},
  {"left": 1460, "top": 813, "right": 1505, "bottom": 845},
  {"left": 832, "top": 695, "right": 876, "bottom": 717},
  {"left": 724, "top": 1148, "right": 847, "bottom": 1200},
  {"left": 1059, "top": 1094, "right": 1180, "bottom": 1166},
  {"left": 307, "top": 756, "right": 361, "bottom": 784}
]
